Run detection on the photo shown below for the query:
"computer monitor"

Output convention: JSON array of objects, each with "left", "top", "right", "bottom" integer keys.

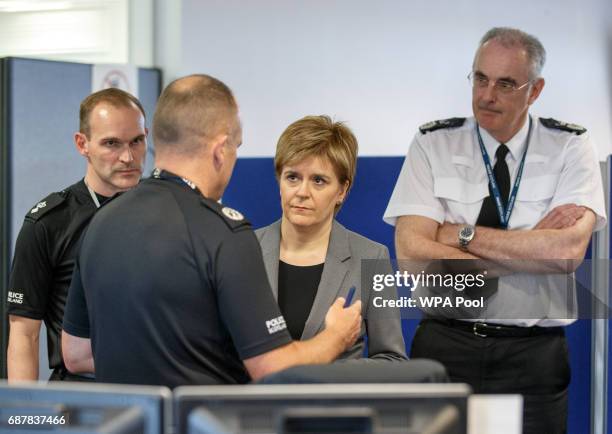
[
  {"left": 0, "top": 381, "right": 171, "bottom": 434},
  {"left": 175, "top": 384, "right": 471, "bottom": 434}
]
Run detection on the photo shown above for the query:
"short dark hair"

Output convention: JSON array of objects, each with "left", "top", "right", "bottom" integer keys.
[
  {"left": 79, "top": 88, "right": 145, "bottom": 137},
  {"left": 153, "top": 74, "right": 238, "bottom": 155}
]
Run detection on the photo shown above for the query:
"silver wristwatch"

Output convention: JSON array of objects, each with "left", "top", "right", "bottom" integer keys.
[{"left": 458, "top": 225, "right": 475, "bottom": 249}]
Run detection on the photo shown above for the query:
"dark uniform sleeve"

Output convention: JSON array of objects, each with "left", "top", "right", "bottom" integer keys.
[
  {"left": 62, "top": 258, "right": 91, "bottom": 338},
  {"left": 7, "top": 220, "right": 53, "bottom": 319},
  {"left": 215, "top": 228, "right": 292, "bottom": 360}
]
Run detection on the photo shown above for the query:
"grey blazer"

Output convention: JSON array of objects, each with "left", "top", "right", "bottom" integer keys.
[{"left": 255, "top": 219, "right": 407, "bottom": 361}]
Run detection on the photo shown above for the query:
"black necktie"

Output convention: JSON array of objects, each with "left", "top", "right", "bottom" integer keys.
[
  {"left": 472, "top": 143, "right": 510, "bottom": 297},
  {"left": 477, "top": 143, "right": 510, "bottom": 228}
]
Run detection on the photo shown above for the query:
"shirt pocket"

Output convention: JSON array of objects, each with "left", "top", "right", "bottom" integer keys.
[
  {"left": 510, "top": 175, "right": 558, "bottom": 229},
  {"left": 434, "top": 177, "right": 489, "bottom": 224}
]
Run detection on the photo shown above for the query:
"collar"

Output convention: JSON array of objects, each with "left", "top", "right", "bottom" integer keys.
[
  {"left": 152, "top": 168, "right": 202, "bottom": 195},
  {"left": 327, "top": 220, "right": 352, "bottom": 262},
  {"left": 478, "top": 115, "right": 530, "bottom": 163},
  {"left": 78, "top": 178, "right": 110, "bottom": 208},
  {"left": 263, "top": 219, "right": 351, "bottom": 262}
]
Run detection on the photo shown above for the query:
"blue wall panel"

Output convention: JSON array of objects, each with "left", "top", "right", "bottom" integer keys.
[
  {"left": 223, "top": 157, "right": 282, "bottom": 229},
  {"left": 567, "top": 319, "right": 592, "bottom": 433}
]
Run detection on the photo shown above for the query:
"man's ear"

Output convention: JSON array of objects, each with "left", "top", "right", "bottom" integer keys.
[
  {"left": 528, "top": 78, "right": 545, "bottom": 105},
  {"left": 74, "top": 132, "right": 89, "bottom": 157},
  {"left": 211, "top": 133, "right": 229, "bottom": 171}
]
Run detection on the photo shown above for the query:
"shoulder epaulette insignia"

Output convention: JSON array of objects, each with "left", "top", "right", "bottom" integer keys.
[
  {"left": 24, "top": 191, "right": 67, "bottom": 222},
  {"left": 200, "top": 198, "right": 251, "bottom": 231},
  {"left": 540, "top": 118, "right": 586, "bottom": 135},
  {"left": 419, "top": 117, "right": 466, "bottom": 134},
  {"left": 221, "top": 206, "right": 244, "bottom": 221}
]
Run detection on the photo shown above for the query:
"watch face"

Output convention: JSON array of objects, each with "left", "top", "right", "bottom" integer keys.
[
  {"left": 459, "top": 226, "right": 475, "bottom": 247},
  {"left": 459, "top": 226, "right": 474, "bottom": 239}
]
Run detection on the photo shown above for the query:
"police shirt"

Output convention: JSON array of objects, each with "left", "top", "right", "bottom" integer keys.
[
  {"left": 7, "top": 180, "right": 102, "bottom": 370},
  {"left": 62, "top": 171, "right": 292, "bottom": 388},
  {"left": 383, "top": 116, "right": 607, "bottom": 327}
]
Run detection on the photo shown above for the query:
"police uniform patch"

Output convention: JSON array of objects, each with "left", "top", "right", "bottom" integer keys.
[
  {"left": 222, "top": 207, "right": 244, "bottom": 221},
  {"left": 30, "top": 201, "right": 47, "bottom": 214},
  {"left": 419, "top": 117, "right": 466, "bottom": 134},
  {"left": 24, "top": 192, "right": 67, "bottom": 222},
  {"left": 540, "top": 118, "right": 586, "bottom": 135},
  {"left": 200, "top": 198, "right": 251, "bottom": 231}
]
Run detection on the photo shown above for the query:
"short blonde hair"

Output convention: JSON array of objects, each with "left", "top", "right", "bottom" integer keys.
[{"left": 275, "top": 115, "right": 358, "bottom": 198}]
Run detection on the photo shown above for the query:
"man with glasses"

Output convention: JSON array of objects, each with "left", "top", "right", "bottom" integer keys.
[{"left": 384, "top": 27, "right": 606, "bottom": 434}]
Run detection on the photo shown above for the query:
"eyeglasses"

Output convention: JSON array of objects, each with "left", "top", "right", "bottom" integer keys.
[{"left": 468, "top": 72, "right": 531, "bottom": 94}]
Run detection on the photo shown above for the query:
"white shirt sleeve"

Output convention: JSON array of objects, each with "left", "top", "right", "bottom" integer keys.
[
  {"left": 383, "top": 134, "right": 446, "bottom": 226},
  {"left": 546, "top": 132, "right": 607, "bottom": 231}
]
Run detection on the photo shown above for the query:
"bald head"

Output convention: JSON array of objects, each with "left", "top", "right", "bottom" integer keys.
[{"left": 153, "top": 74, "right": 238, "bottom": 155}]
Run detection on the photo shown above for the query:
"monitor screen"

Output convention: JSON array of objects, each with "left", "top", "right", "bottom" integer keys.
[
  {"left": 175, "top": 383, "right": 470, "bottom": 434},
  {"left": 0, "top": 381, "right": 170, "bottom": 434}
]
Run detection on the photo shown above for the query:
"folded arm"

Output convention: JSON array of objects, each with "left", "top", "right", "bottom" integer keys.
[
  {"left": 395, "top": 215, "right": 480, "bottom": 261},
  {"left": 436, "top": 206, "right": 596, "bottom": 273}
]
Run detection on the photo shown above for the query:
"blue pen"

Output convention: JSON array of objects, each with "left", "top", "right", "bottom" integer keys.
[{"left": 344, "top": 286, "right": 356, "bottom": 308}]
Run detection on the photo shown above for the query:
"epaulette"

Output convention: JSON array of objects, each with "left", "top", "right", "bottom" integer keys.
[
  {"left": 419, "top": 117, "right": 466, "bottom": 134},
  {"left": 24, "top": 191, "right": 68, "bottom": 222},
  {"left": 200, "top": 198, "right": 251, "bottom": 232},
  {"left": 540, "top": 118, "right": 586, "bottom": 135}
]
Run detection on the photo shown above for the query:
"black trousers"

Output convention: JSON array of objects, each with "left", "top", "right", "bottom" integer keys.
[
  {"left": 49, "top": 367, "right": 95, "bottom": 382},
  {"left": 411, "top": 319, "right": 570, "bottom": 434}
]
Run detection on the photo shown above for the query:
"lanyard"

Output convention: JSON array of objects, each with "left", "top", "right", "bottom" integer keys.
[
  {"left": 475, "top": 116, "right": 532, "bottom": 229},
  {"left": 85, "top": 182, "right": 101, "bottom": 208}
]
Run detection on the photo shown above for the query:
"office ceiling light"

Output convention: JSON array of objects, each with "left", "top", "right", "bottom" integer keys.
[{"left": 0, "top": 1, "right": 105, "bottom": 13}]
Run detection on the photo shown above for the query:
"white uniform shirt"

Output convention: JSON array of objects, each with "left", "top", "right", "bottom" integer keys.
[{"left": 384, "top": 115, "right": 607, "bottom": 326}]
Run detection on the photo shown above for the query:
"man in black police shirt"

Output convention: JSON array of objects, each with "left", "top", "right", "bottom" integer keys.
[
  {"left": 62, "top": 74, "right": 362, "bottom": 387},
  {"left": 7, "top": 88, "right": 147, "bottom": 382}
]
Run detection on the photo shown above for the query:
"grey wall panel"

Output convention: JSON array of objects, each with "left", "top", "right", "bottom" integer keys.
[
  {"left": 9, "top": 58, "right": 91, "bottom": 251},
  {"left": 138, "top": 67, "right": 161, "bottom": 175},
  {"left": 8, "top": 57, "right": 90, "bottom": 380}
]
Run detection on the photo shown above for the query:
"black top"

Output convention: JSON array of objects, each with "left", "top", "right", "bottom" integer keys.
[
  {"left": 277, "top": 261, "right": 323, "bottom": 340},
  {"left": 8, "top": 180, "right": 102, "bottom": 371},
  {"left": 62, "top": 171, "right": 292, "bottom": 388}
]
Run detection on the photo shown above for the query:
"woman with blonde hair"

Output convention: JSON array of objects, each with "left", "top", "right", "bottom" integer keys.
[{"left": 256, "top": 115, "right": 406, "bottom": 360}]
